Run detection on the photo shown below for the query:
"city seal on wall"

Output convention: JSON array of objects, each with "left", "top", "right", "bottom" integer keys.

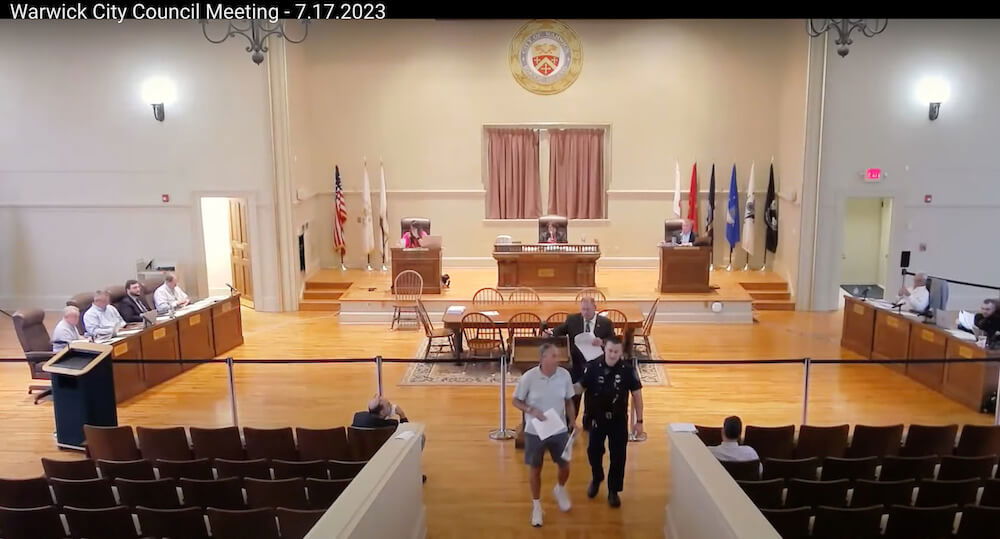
[{"left": 509, "top": 19, "right": 582, "bottom": 95}]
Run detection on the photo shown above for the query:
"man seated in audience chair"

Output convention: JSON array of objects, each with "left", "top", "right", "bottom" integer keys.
[
  {"left": 708, "top": 415, "right": 760, "bottom": 463},
  {"left": 83, "top": 290, "right": 125, "bottom": 339},
  {"left": 154, "top": 273, "right": 190, "bottom": 314},
  {"left": 117, "top": 279, "right": 153, "bottom": 323},
  {"left": 353, "top": 396, "right": 427, "bottom": 483},
  {"left": 51, "top": 306, "right": 82, "bottom": 352}
]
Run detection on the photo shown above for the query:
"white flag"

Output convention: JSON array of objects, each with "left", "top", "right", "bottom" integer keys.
[
  {"left": 743, "top": 161, "right": 757, "bottom": 257},
  {"left": 672, "top": 160, "right": 682, "bottom": 218},
  {"left": 378, "top": 160, "right": 389, "bottom": 258},
  {"left": 361, "top": 159, "right": 375, "bottom": 255}
]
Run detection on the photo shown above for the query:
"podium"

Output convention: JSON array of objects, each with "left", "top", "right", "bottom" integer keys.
[
  {"left": 658, "top": 245, "right": 711, "bottom": 293},
  {"left": 391, "top": 247, "right": 442, "bottom": 294},
  {"left": 493, "top": 243, "right": 600, "bottom": 289},
  {"left": 42, "top": 343, "right": 118, "bottom": 450}
]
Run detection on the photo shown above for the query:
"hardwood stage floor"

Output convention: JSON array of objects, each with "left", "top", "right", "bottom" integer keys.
[{"left": 0, "top": 308, "right": 992, "bottom": 537}]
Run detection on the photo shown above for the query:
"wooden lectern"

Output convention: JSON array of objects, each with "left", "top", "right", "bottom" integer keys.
[
  {"left": 391, "top": 247, "right": 442, "bottom": 294},
  {"left": 493, "top": 243, "right": 600, "bottom": 290},
  {"left": 658, "top": 245, "right": 711, "bottom": 293}
]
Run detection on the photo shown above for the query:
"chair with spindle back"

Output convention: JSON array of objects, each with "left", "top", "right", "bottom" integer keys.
[
  {"left": 391, "top": 270, "right": 423, "bottom": 329},
  {"left": 631, "top": 298, "right": 659, "bottom": 358},
  {"left": 507, "top": 287, "right": 540, "bottom": 304},
  {"left": 416, "top": 299, "right": 456, "bottom": 359},
  {"left": 472, "top": 287, "right": 505, "bottom": 305},
  {"left": 461, "top": 312, "right": 506, "bottom": 359},
  {"left": 598, "top": 309, "right": 628, "bottom": 338},
  {"left": 575, "top": 288, "right": 606, "bottom": 303}
]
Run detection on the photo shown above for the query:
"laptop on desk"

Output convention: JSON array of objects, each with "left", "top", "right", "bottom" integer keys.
[
  {"left": 420, "top": 235, "right": 442, "bottom": 249},
  {"left": 141, "top": 310, "right": 158, "bottom": 328}
]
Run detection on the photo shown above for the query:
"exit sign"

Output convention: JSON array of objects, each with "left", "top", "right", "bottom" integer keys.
[{"left": 864, "top": 168, "right": 883, "bottom": 182}]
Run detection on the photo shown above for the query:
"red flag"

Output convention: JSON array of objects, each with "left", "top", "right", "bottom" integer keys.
[
  {"left": 687, "top": 163, "right": 699, "bottom": 233},
  {"left": 332, "top": 166, "right": 348, "bottom": 255}
]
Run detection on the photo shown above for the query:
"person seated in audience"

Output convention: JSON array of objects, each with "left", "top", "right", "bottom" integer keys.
[
  {"left": 400, "top": 222, "right": 428, "bottom": 248},
  {"left": 708, "top": 416, "right": 759, "bottom": 462},
  {"left": 671, "top": 219, "right": 698, "bottom": 245},
  {"left": 154, "top": 273, "right": 190, "bottom": 314},
  {"left": 51, "top": 306, "right": 82, "bottom": 352},
  {"left": 896, "top": 272, "right": 929, "bottom": 313},
  {"left": 83, "top": 290, "right": 125, "bottom": 338},
  {"left": 353, "top": 395, "right": 410, "bottom": 428},
  {"left": 539, "top": 222, "right": 567, "bottom": 243},
  {"left": 116, "top": 279, "right": 153, "bottom": 323}
]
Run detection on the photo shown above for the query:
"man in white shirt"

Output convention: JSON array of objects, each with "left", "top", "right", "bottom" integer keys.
[
  {"left": 512, "top": 343, "right": 578, "bottom": 528},
  {"left": 154, "top": 273, "right": 190, "bottom": 314},
  {"left": 51, "top": 306, "right": 83, "bottom": 352},
  {"left": 709, "top": 416, "right": 760, "bottom": 463},
  {"left": 83, "top": 290, "right": 125, "bottom": 338},
  {"left": 897, "top": 272, "right": 930, "bottom": 313},
  {"left": 672, "top": 219, "right": 697, "bottom": 245}
]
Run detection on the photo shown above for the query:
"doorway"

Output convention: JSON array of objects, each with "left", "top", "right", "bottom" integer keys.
[
  {"left": 200, "top": 197, "right": 255, "bottom": 309},
  {"left": 840, "top": 197, "right": 893, "bottom": 299}
]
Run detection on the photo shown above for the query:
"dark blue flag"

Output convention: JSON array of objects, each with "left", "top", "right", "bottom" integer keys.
[{"left": 726, "top": 165, "right": 740, "bottom": 248}]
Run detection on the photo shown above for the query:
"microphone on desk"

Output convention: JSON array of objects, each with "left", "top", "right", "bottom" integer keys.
[
  {"left": 861, "top": 287, "right": 870, "bottom": 302},
  {"left": 225, "top": 283, "right": 239, "bottom": 296}
]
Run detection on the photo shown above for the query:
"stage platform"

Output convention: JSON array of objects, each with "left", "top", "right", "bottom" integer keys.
[{"left": 308, "top": 267, "right": 790, "bottom": 325}]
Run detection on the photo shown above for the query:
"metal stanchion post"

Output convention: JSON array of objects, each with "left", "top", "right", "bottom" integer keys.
[
  {"left": 801, "top": 357, "right": 811, "bottom": 426},
  {"left": 489, "top": 354, "right": 515, "bottom": 440},
  {"left": 629, "top": 357, "right": 647, "bottom": 442},
  {"left": 376, "top": 355, "right": 384, "bottom": 397},
  {"left": 226, "top": 357, "right": 240, "bottom": 429}
]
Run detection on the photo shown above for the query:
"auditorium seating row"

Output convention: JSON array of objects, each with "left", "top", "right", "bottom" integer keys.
[
  {"left": 83, "top": 423, "right": 396, "bottom": 463},
  {"left": 758, "top": 502, "right": 999, "bottom": 539},
  {"left": 0, "top": 504, "right": 323, "bottom": 539},
  {"left": 695, "top": 423, "right": 1000, "bottom": 461}
]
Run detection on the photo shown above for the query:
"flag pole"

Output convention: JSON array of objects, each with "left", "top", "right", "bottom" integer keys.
[
  {"left": 726, "top": 247, "right": 733, "bottom": 271},
  {"left": 339, "top": 251, "right": 347, "bottom": 271},
  {"left": 761, "top": 250, "right": 768, "bottom": 272},
  {"left": 366, "top": 254, "right": 373, "bottom": 272}
]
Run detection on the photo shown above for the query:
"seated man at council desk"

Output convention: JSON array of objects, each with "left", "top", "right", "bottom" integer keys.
[
  {"left": 154, "top": 273, "right": 190, "bottom": 314},
  {"left": 896, "top": 272, "right": 929, "bottom": 313},
  {"left": 117, "top": 279, "right": 153, "bottom": 323},
  {"left": 670, "top": 219, "right": 698, "bottom": 245},
  {"left": 52, "top": 306, "right": 83, "bottom": 352},
  {"left": 83, "top": 290, "right": 126, "bottom": 338}
]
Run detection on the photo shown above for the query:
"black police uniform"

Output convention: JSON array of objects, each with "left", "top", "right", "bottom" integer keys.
[{"left": 579, "top": 356, "right": 642, "bottom": 493}]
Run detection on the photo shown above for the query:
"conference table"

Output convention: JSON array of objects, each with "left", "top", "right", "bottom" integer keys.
[
  {"left": 103, "top": 294, "right": 244, "bottom": 402},
  {"left": 441, "top": 301, "right": 644, "bottom": 356},
  {"left": 841, "top": 296, "right": 1000, "bottom": 411}
]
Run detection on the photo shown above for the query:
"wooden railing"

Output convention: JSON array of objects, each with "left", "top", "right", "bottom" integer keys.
[{"left": 493, "top": 243, "right": 600, "bottom": 254}]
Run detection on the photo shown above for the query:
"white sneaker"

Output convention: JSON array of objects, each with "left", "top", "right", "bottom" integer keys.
[
  {"left": 531, "top": 502, "right": 543, "bottom": 527},
  {"left": 553, "top": 484, "right": 572, "bottom": 512}
]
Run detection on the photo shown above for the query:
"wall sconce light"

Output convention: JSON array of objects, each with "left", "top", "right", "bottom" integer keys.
[
  {"left": 141, "top": 76, "right": 177, "bottom": 122},
  {"left": 916, "top": 76, "right": 950, "bottom": 121}
]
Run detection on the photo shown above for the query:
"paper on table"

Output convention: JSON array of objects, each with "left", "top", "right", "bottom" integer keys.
[
  {"left": 574, "top": 332, "right": 604, "bottom": 361},
  {"left": 530, "top": 408, "right": 567, "bottom": 440},
  {"left": 670, "top": 422, "right": 697, "bottom": 433},
  {"left": 446, "top": 305, "right": 466, "bottom": 314},
  {"left": 949, "top": 329, "right": 977, "bottom": 342},
  {"left": 481, "top": 310, "right": 500, "bottom": 317}
]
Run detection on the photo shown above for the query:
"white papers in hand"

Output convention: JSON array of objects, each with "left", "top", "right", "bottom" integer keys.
[
  {"left": 531, "top": 408, "right": 567, "bottom": 440},
  {"left": 574, "top": 332, "right": 603, "bottom": 361},
  {"left": 560, "top": 428, "right": 577, "bottom": 461},
  {"left": 958, "top": 310, "right": 976, "bottom": 331}
]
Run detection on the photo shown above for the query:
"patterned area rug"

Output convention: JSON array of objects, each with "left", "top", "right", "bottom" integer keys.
[{"left": 400, "top": 337, "right": 669, "bottom": 387}]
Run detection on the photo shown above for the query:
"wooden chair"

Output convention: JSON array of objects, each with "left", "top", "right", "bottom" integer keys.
[
  {"left": 189, "top": 426, "right": 245, "bottom": 461},
  {"left": 0, "top": 477, "right": 54, "bottom": 508},
  {"left": 848, "top": 424, "right": 903, "bottom": 459},
  {"left": 207, "top": 508, "right": 280, "bottom": 539},
  {"left": 812, "top": 505, "right": 884, "bottom": 539},
  {"left": 272, "top": 459, "right": 329, "bottom": 480},
  {"left": 472, "top": 287, "right": 505, "bottom": 305},
  {"left": 937, "top": 454, "right": 998, "bottom": 481},
  {"left": 49, "top": 478, "right": 117, "bottom": 509},
  {"left": 632, "top": 298, "right": 659, "bottom": 358},
  {"left": 737, "top": 479, "right": 782, "bottom": 509},
  {"left": 64, "top": 506, "right": 141, "bottom": 539},
  {"left": 598, "top": 309, "right": 628, "bottom": 338},
  {"left": 136, "top": 426, "right": 193, "bottom": 461},
  {"left": 154, "top": 458, "right": 214, "bottom": 480},
  {"left": 795, "top": 424, "right": 850, "bottom": 460},
  {"left": 721, "top": 460, "right": 761, "bottom": 481},
  {"left": 762, "top": 457, "right": 820, "bottom": 481},
  {"left": 295, "top": 427, "right": 350, "bottom": 461},
  {"left": 179, "top": 477, "right": 246, "bottom": 510},
  {"left": 883, "top": 504, "right": 958, "bottom": 539},
  {"left": 759, "top": 507, "right": 811, "bottom": 539},
  {"left": 784, "top": 478, "right": 850, "bottom": 509},
  {"left": 819, "top": 456, "right": 879, "bottom": 483},
  {"left": 83, "top": 425, "right": 140, "bottom": 461},
  {"left": 956, "top": 505, "right": 1000, "bottom": 539},
  {"left": 850, "top": 479, "right": 915, "bottom": 508},
  {"left": 214, "top": 458, "right": 272, "bottom": 481},
  {"left": 506, "top": 287, "right": 540, "bottom": 304},
  {"left": 879, "top": 455, "right": 938, "bottom": 481},
  {"left": 114, "top": 478, "right": 182, "bottom": 509},
  {"left": 244, "top": 427, "right": 298, "bottom": 461},
  {"left": 978, "top": 478, "right": 1000, "bottom": 506},
  {"left": 461, "top": 312, "right": 506, "bottom": 359},
  {"left": 507, "top": 312, "right": 543, "bottom": 346},
  {"left": 694, "top": 425, "right": 723, "bottom": 447},
  {"left": 745, "top": 425, "right": 796, "bottom": 460},
  {"left": 544, "top": 311, "right": 570, "bottom": 329},
  {"left": 96, "top": 459, "right": 156, "bottom": 481},
  {"left": 914, "top": 478, "right": 980, "bottom": 507},
  {"left": 0, "top": 506, "right": 69, "bottom": 539},
  {"left": 347, "top": 426, "right": 395, "bottom": 461},
  {"left": 306, "top": 478, "right": 353, "bottom": 509},
  {"left": 900, "top": 424, "right": 958, "bottom": 457},
  {"left": 955, "top": 424, "right": 1000, "bottom": 457},
  {"left": 575, "top": 288, "right": 606, "bottom": 302},
  {"left": 40, "top": 458, "right": 98, "bottom": 480},
  {"left": 136, "top": 507, "right": 211, "bottom": 539},
  {"left": 391, "top": 270, "right": 423, "bottom": 329},
  {"left": 276, "top": 507, "right": 328, "bottom": 539},
  {"left": 416, "top": 299, "right": 456, "bottom": 359},
  {"left": 328, "top": 460, "right": 367, "bottom": 480},
  {"left": 244, "top": 477, "right": 310, "bottom": 510}
]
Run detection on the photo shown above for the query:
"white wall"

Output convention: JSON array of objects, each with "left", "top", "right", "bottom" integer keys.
[
  {"left": 200, "top": 198, "right": 233, "bottom": 297},
  {"left": 809, "top": 20, "right": 1000, "bottom": 311},
  {"left": 0, "top": 21, "right": 282, "bottom": 312},
  {"left": 287, "top": 20, "right": 809, "bottom": 275}
]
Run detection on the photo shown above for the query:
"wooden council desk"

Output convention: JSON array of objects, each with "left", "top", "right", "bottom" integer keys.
[
  {"left": 492, "top": 243, "right": 600, "bottom": 290},
  {"left": 658, "top": 245, "right": 711, "bottom": 293},
  {"left": 841, "top": 298, "right": 1000, "bottom": 411},
  {"left": 106, "top": 294, "right": 244, "bottom": 403},
  {"left": 391, "top": 247, "right": 442, "bottom": 294}
]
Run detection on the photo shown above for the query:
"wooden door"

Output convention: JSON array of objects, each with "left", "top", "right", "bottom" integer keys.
[{"left": 229, "top": 199, "right": 254, "bottom": 306}]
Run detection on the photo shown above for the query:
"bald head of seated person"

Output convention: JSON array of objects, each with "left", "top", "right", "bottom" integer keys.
[
  {"left": 52, "top": 306, "right": 82, "bottom": 352},
  {"left": 116, "top": 279, "right": 153, "bottom": 323},
  {"left": 897, "top": 272, "right": 929, "bottom": 313},
  {"left": 154, "top": 273, "right": 190, "bottom": 314},
  {"left": 83, "top": 290, "right": 125, "bottom": 338}
]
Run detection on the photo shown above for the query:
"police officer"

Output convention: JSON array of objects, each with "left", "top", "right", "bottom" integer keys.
[{"left": 578, "top": 334, "right": 644, "bottom": 507}]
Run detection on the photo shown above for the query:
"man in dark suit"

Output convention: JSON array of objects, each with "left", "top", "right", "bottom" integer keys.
[
  {"left": 539, "top": 222, "right": 568, "bottom": 243},
  {"left": 116, "top": 279, "right": 153, "bottom": 323},
  {"left": 352, "top": 395, "right": 410, "bottom": 428},
  {"left": 671, "top": 219, "right": 697, "bottom": 245},
  {"left": 545, "top": 297, "right": 614, "bottom": 421}
]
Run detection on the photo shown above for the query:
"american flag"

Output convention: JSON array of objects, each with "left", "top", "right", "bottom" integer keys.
[{"left": 332, "top": 166, "right": 347, "bottom": 255}]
